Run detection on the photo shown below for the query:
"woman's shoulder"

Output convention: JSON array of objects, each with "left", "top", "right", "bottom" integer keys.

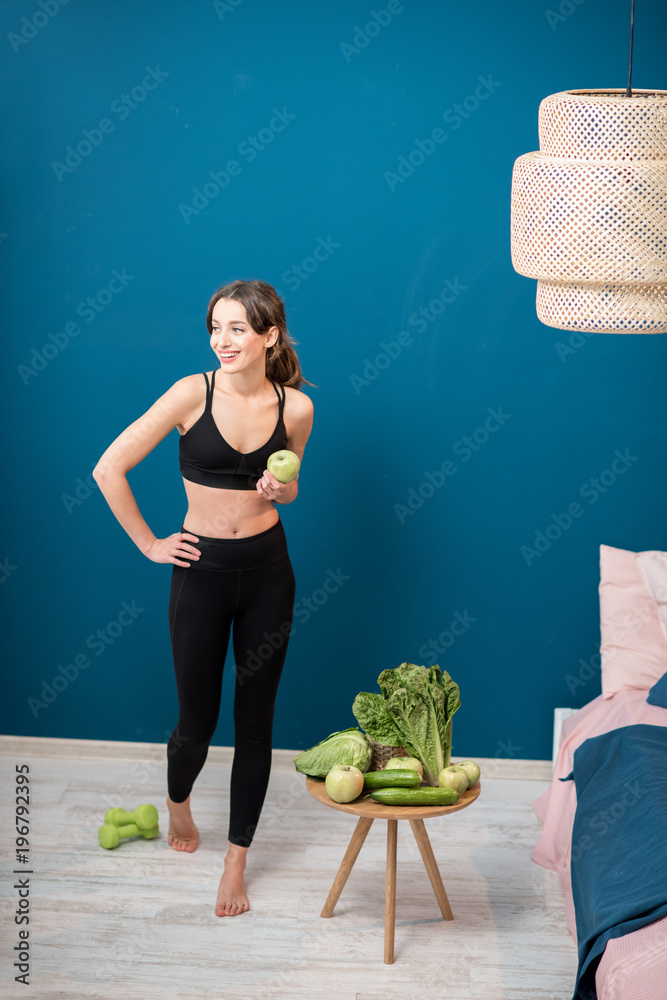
[
  {"left": 161, "top": 371, "right": 209, "bottom": 407},
  {"left": 282, "top": 383, "right": 314, "bottom": 418},
  {"left": 172, "top": 371, "right": 210, "bottom": 389}
]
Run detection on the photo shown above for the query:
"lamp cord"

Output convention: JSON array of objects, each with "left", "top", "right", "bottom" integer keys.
[{"left": 625, "top": 0, "right": 635, "bottom": 97}]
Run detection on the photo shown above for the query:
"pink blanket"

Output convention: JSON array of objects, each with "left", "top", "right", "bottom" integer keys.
[{"left": 532, "top": 688, "right": 667, "bottom": 997}]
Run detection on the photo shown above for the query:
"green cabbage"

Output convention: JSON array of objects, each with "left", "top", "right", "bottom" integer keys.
[
  {"left": 353, "top": 663, "right": 461, "bottom": 785},
  {"left": 293, "top": 727, "right": 372, "bottom": 777}
]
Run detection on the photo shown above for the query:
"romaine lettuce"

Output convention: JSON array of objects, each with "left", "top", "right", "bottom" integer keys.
[
  {"left": 353, "top": 662, "right": 461, "bottom": 785},
  {"left": 351, "top": 692, "right": 403, "bottom": 747}
]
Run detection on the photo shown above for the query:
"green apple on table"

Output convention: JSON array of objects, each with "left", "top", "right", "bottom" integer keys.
[
  {"left": 437, "top": 765, "right": 469, "bottom": 795},
  {"left": 453, "top": 760, "right": 481, "bottom": 787},
  {"left": 325, "top": 764, "right": 365, "bottom": 803},
  {"left": 267, "top": 450, "right": 300, "bottom": 483},
  {"left": 385, "top": 756, "right": 424, "bottom": 779}
]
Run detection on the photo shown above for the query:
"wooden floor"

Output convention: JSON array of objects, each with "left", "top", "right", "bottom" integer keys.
[{"left": 0, "top": 749, "right": 578, "bottom": 1000}]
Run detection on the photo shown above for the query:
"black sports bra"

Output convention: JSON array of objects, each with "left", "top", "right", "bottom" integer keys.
[{"left": 179, "top": 370, "right": 287, "bottom": 490}]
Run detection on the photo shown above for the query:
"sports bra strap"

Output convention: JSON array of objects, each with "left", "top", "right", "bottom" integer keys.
[
  {"left": 203, "top": 370, "right": 214, "bottom": 410},
  {"left": 272, "top": 380, "right": 286, "bottom": 415}
]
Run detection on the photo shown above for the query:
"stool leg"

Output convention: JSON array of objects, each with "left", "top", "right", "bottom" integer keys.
[
  {"left": 409, "top": 818, "right": 453, "bottom": 921},
  {"left": 384, "top": 819, "right": 397, "bottom": 964},
  {"left": 321, "top": 816, "right": 374, "bottom": 918}
]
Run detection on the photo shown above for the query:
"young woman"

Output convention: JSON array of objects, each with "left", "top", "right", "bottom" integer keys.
[{"left": 93, "top": 279, "right": 314, "bottom": 917}]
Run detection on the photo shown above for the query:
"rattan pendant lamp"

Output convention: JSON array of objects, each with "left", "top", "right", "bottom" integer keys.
[{"left": 510, "top": 0, "right": 667, "bottom": 334}]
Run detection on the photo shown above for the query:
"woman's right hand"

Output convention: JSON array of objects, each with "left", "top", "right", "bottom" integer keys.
[{"left": 145, "top": 532, "right": 201, "bottom": 567}]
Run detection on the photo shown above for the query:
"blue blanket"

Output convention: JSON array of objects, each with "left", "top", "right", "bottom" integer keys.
[{"left": 567, "top": 723, "right": 667, "bottom": 1000}]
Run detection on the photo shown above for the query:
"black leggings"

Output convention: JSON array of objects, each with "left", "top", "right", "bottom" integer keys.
[{"left": 166, "top": 518, "right": 295, "bottom": 847}]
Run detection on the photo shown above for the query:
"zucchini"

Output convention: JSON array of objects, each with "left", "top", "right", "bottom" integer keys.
[
  {"left": 362, "top": 769, "right": 421, "bottom": 789},
  {"left": 369, "top": 786, "right": 460, "bottom": 806}
]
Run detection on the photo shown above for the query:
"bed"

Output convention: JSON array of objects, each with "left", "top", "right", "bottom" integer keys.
[{"left": 532, "top": 544, "right": 667, "bottom": 1000}]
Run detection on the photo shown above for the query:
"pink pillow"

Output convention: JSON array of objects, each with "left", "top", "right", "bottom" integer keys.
[{"left": 599, "top": 544, "right": 667, "bottom": 698}]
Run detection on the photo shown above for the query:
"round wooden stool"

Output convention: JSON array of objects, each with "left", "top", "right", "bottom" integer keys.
[{"left": 305, "top": 775, "right": 481, "bottom": 963}]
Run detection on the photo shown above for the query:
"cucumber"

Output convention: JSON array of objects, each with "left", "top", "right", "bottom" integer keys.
[
  {"left": 362, "top": 769, "right": 421, "bottom": 789},
  {"left": 369, "top": 786, "right": 460, "bottom": 806}
]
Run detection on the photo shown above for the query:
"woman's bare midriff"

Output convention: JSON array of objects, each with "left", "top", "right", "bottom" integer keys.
[{"left": 180, "top": 478, "right": 279, "bottom": 538}]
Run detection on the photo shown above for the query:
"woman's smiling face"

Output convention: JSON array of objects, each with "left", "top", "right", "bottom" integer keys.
[{"left": 210, "top": 298, "right": 277, "bottom": 371}]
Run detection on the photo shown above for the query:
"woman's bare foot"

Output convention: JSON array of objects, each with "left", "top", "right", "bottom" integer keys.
[
  {"left": 215, "top": 843, "right": 250, "bottom": 916},
  {"left": 166, "top": 795, "right": 199, "bottom": 852}
]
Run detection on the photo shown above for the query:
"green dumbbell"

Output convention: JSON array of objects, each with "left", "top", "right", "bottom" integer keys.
[
  {"left": 98, "top": 821, "right": 159, "bottom": 850},
  {"left": 104, "top": 804, "right": 158, "bottom": 830}
]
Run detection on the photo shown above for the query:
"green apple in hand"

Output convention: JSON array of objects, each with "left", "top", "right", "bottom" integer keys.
[{"left": 267, "top": 449, "right": 301, "bottom": 483}]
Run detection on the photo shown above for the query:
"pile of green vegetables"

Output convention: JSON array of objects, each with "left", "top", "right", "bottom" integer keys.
[{"left": 293, "top": 662, "right": 461, "bottom": 787}]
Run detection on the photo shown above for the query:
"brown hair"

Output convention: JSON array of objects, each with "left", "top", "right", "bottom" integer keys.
[{"left": 205, "top": 279, "right": 314, "bottom": 390}]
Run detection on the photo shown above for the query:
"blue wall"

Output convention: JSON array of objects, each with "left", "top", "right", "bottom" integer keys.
[{"left": 3, "top": 0, "right": 667, "bottom": 760}]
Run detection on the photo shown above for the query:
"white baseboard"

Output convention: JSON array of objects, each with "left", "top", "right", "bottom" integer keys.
[
  {"left": 0, "top": 734, "right": 553, "bottom": 780},
  {"left": 552, "top": 707, "right": 580, "bottom": 769}
]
